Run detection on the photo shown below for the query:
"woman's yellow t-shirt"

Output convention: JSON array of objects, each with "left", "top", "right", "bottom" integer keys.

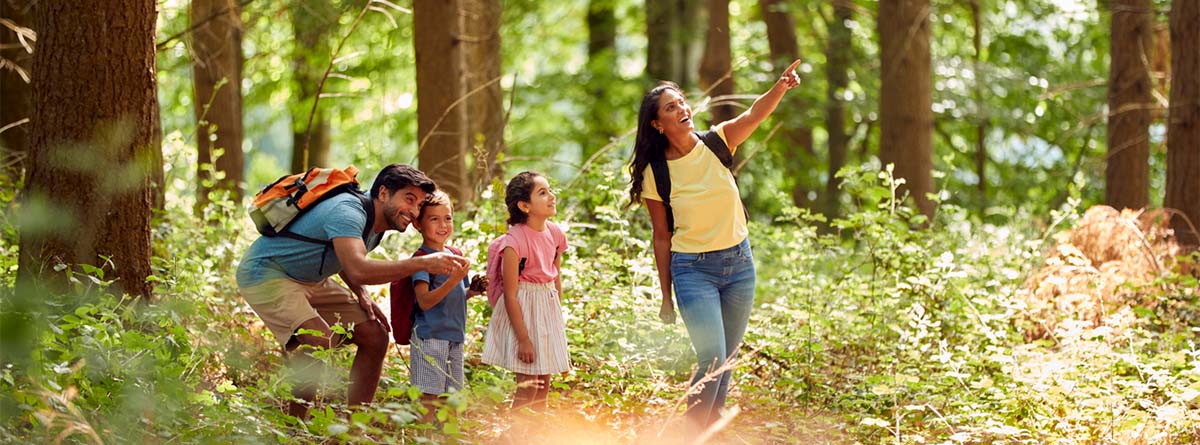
[{"left": 639, "top": 125, "right": 748, "bottom": 253}]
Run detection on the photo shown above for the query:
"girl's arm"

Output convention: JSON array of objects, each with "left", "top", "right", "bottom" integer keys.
[
  {"left": 555, "top": 250, "right": 563, "bottom": 301},
  {"left": 644, "top": 199, "right": 675, "bottom": 324},
  {"left": 501, "top": 247, "right": 536, "bottom": 363},
  {"left": 720, "top": 59, "right": 802, "bottom": 148}
]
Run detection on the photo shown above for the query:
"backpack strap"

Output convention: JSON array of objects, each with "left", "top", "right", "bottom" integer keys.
[
  {"left": 648, "top": 155, "right": 675, "bottom": 233},
  {"left": 696, "top": 130, "right": 733, "bottom": 167}
]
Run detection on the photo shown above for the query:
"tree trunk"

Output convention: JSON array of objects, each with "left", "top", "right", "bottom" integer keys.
[
  {"left": 645, "top": 0, "right": 704, "bottom": 89},
  {"left": 19, "top": 0, "right": 159, "bottom": 299},
  {"left": 463, "top": 0, "right": 505, "bottom": 190},
  {"left": 971, "top": 0, "right": 988, "bottom": 201},
  {"left": 879, "top": 0, "right": 935, "bottom": 219},
  {"left": 822, "top": 0, "right": 852, "bottom": 218},
  {"left": 191, "top": 0, "right": 244, "bottom": 211},
  {"left": 759, "top": 0, "right": 816, "bottom": 210},
  {"left": 414, "top": 0, "right": 470, "bottom": 204},
  {"left": 699, "top": 0, "right": 735, "bottom": 125},
  {"left": 289, "top": 0, "right": 334, "bottom": 173},
  {"left": 0, "top": 0, "right": 32, "bottom": 182},
  {"left": 585, "top": 0, "right": 618, "bottom": 161},
  {"left": 1166, "top": 0, "right": 1200, "bottom": 248},
  {"left": 1106, "top": 0, "right": 1153, "bottom": 211}
]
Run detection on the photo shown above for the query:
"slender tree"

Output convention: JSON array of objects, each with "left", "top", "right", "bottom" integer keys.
[
  {"left": 970, "top": 0, "right": 988, "bottom": 200},
  {"left": 0, "top": 0, "right": 32, "bottom": 181},
  {"left": 19, "top": 0, "right": 159, "bottom": 298},
  {"left": 879, "top": 0, "right": 935, "bottom": 219},
  {"left": 191, "top": 0, "right": 244, "bottom": 211},
  {"left": 699, "top": 0, "right": 736, "bottom": 125},
  {"left": 290, "top": 0, "right": 334, "bottom": 172},
  {"left": 823, "top": 0, "right": 853, "bottom": 217},
  {"left": 414, "top": 0, "right": 470, "bottom": 203},
  {"left": 1106, "top": 0, "right": 1153, "bottom": 210},
  {"left": 1166, "top": 0, "right": 1200, "bottom": 248},
  {"left": 463, "top": 0, "right": 505, "bottom": 189}
]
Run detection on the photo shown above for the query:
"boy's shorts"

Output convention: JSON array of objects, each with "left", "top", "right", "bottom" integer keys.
[
  {"left": 410, "top": 335, "right": 465, "bottom": 395},
  {"left": 238, "top": 277, "right": 370, "bottom": 349}
]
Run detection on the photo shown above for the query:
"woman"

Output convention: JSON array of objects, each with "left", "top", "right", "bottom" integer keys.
[{"left": 627, "top": 59, "right": 801, "bottom": 429}]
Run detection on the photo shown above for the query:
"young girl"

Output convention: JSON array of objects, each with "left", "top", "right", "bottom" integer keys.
[
  {"left": 482, "top": 171, "right": 569, "bottom": 411},
  {"left": 409, "top": 191, "right": 483, "bottom": 419}
]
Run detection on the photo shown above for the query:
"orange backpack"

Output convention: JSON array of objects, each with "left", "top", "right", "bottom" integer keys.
[
  {"left": 390, "top": 246, "right": 464, "bottom": 345},
  {"left": 248, "top": 166, "right": 374, "bottom": 244}
]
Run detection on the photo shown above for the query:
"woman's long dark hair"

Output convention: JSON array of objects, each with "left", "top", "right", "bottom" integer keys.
[{"left": 626, "top": 82, "right": 682, "bottom": 209}]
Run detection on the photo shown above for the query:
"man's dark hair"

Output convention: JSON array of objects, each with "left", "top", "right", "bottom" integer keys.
[{"left": 370, "top": 164, "right": 436, "bottom": 198}]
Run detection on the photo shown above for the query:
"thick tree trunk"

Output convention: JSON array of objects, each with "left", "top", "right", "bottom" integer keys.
[
  {"left": 699, "top": 0, "right": 735, "bottom": 125},
  {"left": 0, "top": 0, "right": 32, "bottom": 181},
  {"left": 823, "top": 0, "right": 852, "bottom": 218},
  {"left": 19, "top": 0, "right": 159, "bottom": 298},
  {"left": 1166, "top": 0, "right": 1200, "bottom": 248},
  {"left": 585, "top": 0, "right": 619, "bottom": 161},
  {"left": 645, "top": 0, "right": 703, "bottom": 89},
  {"left": 1106, "top": 0, "right": 1153, "bottom": 211},
  {"left": 415, "top": 0, "right": 470, "bottom": 204},
  {"left": 879, "top": 0, "right": 935, "bottom": 219},
  {"left": 191, "top": 0, "right": 244, "bottom": 211},
  {"left": 289, "top": 0, "right": 334, "bottom": 172},
  {"left": 463, "top": 0, "right": 505, "bottom": 189}
]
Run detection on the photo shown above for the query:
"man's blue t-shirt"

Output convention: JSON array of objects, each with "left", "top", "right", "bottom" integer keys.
[
  {"left": 411, "top": 245, "right": 469, "bottom": 343},
  {"left": 236, "top": 193, "right": 382, "bottom": 287}
]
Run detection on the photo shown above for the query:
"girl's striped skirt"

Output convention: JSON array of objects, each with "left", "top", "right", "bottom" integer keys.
[{"left": 482, "top": 282, "right": 570, "bottom": 375}]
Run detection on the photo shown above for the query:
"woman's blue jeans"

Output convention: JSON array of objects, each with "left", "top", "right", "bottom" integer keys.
[{"left": 670, "top": 238, "right": 756, "bottom": 428}]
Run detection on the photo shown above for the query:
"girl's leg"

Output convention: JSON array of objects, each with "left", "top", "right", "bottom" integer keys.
[
  {"left": 514, "top": 373, "right": 541, "bottom": 411},
  {"left": 534, "top": 375, "right": 551, "bottom": 411}
]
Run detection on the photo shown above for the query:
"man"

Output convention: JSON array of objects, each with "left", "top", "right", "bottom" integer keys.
[{"left": 236, "top": 163, "right": 471, "bottom": 419}]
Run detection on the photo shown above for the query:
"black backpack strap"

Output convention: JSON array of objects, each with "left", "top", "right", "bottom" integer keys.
[
  {"left": 696, "top": 130, "right": 733, "bottom": 167},
  {"left": 648, "top": 156, "right": 675, "bottom": 233},
  {"left": 354, "top": 189, "right": 375, "bottom": 243}
]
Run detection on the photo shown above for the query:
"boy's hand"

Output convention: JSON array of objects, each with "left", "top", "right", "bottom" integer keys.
[{"left": 448, "top": 262, "right": 469, "bottom": 282}]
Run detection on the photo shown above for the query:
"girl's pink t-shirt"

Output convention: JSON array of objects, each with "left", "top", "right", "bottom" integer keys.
[{"left": 500, "top": 222, "right": 568, "bottom": 283}]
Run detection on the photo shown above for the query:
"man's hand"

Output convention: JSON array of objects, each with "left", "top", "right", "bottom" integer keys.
[
  {"left": 448, "top": 262, "right": 469, "bottom": 283},
  {"left": 420, "top": 252, "right": 471, "bottom": 275},
  {"left": 356, "top": 292, "right": 390, "bottom": 332}
]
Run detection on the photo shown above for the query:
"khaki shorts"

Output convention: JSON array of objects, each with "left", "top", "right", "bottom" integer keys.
[{"left": 238, "top": 277, "right": 370, "bottom": 348}]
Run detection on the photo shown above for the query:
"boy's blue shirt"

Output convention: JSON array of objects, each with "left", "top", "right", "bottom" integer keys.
[{"left": 411, "top": 244, "right": 469, "bottom": 343}]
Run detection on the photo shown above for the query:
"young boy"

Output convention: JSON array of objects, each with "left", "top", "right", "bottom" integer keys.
[{"left": 408, "top": 191, "right": 483, "bottom": 419}]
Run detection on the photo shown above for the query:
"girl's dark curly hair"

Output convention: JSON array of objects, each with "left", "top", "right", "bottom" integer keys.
[
  {"left": 505, "top": 171, "right": 542, "bottom": 226},
  {"left": 625, "top": 82, "right": 682, "bottom": 209}
]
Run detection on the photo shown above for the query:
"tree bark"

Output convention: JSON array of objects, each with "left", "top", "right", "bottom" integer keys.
[
  {"left": 758, "top": 0, "right": 816, "bottom": 210},
  {"left": 646, "top": 0, "right": 704, "bottom": 89},
  {"left": 970, "top": 0, "right": 988, "bottom": 201},
  {"left": 415, "top": 0, "right": 470, "bottom": 204},
  {"left": 0, "top": 0, "right": 32, "bottom": 181},
  {"left": 700, "top": 0, "right": 736, "bottom": 125},
  {"left": 463, "top": 0, "right": 505, "bottom": 190},
  {"left": 19, "top": 0, "right": 159, "bottom": 299},
  {"left": 822, "top": 0, "right": 852, "bottom": 218},
  {"left": 191, "top": 0, "right": 244, "bottom": 211},
  {"left": 585, "top": 0, "right": 619, "bottom": 161},
  {"left": 879, "top": 0, "right": 935, "bottom": 219},
  {"left": 1166, "top": 0, "right": 1200, "bottom": 248},
  {"left": 289, "top": 0, "right": 334, "bottom": 173},
  {"left": 1106, "top": 0, "right": 1153, "bottom": 211}
]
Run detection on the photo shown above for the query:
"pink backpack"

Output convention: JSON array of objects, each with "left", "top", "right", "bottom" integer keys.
[{"left": 484, "top": 224, "right": 563, "bottom": 307}]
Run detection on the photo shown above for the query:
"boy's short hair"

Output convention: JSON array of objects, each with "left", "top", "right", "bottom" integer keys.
[{"left": 418, "top": 190, "right": 453, "bottom": 221}]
